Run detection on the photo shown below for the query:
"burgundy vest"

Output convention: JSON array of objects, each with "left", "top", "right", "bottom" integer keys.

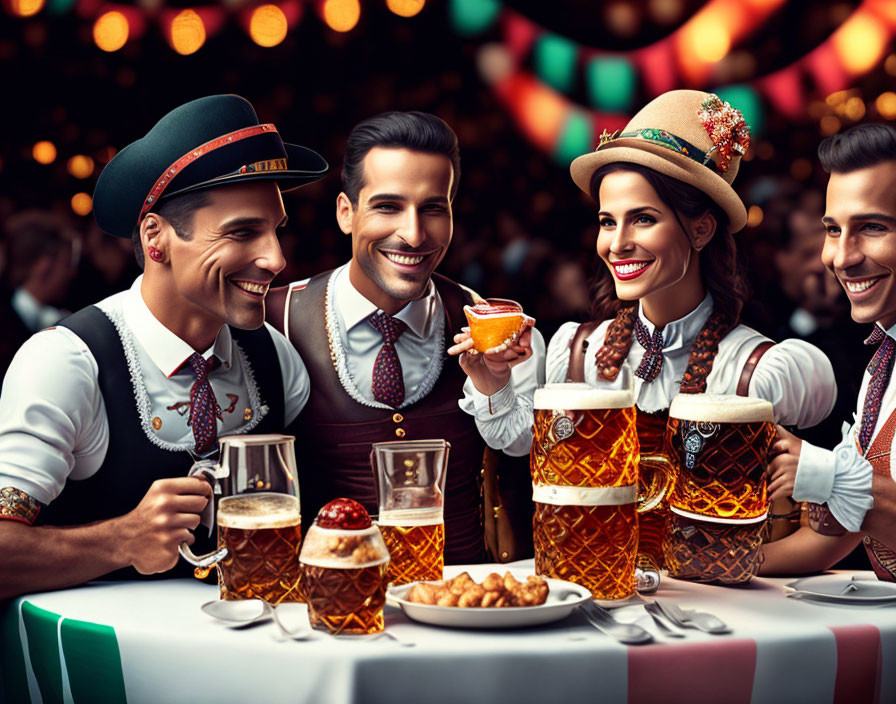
[{"left": 282, "top": 272, "right": 486, "bottom": 564}]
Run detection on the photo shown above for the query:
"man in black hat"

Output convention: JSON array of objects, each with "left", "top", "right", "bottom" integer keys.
[
  {"left": 0, "top": 95, "right": 327, "bottom": 599},
  {"left": 266, "top": 111, "right": 543, "bottom": 565}
]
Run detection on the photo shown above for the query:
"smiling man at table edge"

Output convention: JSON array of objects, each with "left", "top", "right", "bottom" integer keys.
[
  {"left": 761, "top": 123, "right": 896, "bottom": 580},
  {"left": 265, "top": 111, "right": 544, "bottom": 565},
  {"left": 0, "top": 95, "right": 327, "bottom": 600}
]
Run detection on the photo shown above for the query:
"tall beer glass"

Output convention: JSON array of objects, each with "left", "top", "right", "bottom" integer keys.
[
  {"left": 531, "top": 382, "right": 668, "bottom": 600},
  {"left": 372, "top": 439, "right": 449, "bottom": 585},
  {"left": 179, "top": 434, "right": 302, "bottom": 603},
  {"left": 663, "top": 394, "right": 774, "bottom": 584}
]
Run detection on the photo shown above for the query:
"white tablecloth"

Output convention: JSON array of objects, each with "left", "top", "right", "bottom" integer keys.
[{"left": 3, "top": 560, "right": 895, "bottom": 704}]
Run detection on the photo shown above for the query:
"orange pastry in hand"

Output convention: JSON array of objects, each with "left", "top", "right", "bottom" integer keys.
[{"left": 463, "top": 299, "right": 534, "bottom": 353}]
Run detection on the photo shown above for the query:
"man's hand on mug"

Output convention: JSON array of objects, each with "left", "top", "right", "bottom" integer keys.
[
  {"left": 448, "top": 326, "right": 533, "bottom": 396},
  {"left": 118, "top": 477, "right": 212, "bottom": 574},
  {"left": 768, "top": 425, "right": 803, "bottom": 502}
]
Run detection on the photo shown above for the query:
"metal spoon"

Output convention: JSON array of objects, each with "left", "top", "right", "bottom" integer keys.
[
  {"left": 201, "top": 600, "right": 314, "bottom": 640},
  {"left": 643, "top": 602, "right": 685, "bottom": 638},
  {"left": 579, "top": 602, "right": 654, "bottom": 645}
]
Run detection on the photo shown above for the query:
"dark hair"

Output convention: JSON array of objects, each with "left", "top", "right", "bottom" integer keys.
[
  {"left": 587, "top": 162, "right": 748, "bottom": 327},
  {"left": 818, "top": 122, "right": 896, "bottom": 174},
  {"left": 130, "top": 189, "right": 213, "bottom": 268},
  {"left": 341, "top": 111, "right": 461, "bottom": 204},
  {"left": 4, "top": 211, "right": 76, "bottom": 289}
]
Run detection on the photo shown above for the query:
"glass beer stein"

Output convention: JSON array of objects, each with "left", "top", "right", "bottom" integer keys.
[
  {"left": 663, "top": 394, "right": 775, "bottom": 584},
  {"left": 179, "top": 434, "right": 303, "bottom": 603},
  {"left": 531, "top": 381, "right": 671, "bottom": 600},
  {"left": 371, "top": 439, "right": 449, "bottom": 586}
]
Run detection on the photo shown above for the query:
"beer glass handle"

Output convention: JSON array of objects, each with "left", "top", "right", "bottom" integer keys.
[
  {"left": 179, "top": 459, "right": 229, "bottom": 568},
  {"left": 637, "top": 454, "right": 674, "bottom": 514}
]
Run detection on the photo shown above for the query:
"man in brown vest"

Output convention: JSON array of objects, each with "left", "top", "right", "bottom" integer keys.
[
  {"left": 267, "top": 112, "right": 543, "bottom": 564},
  {"left": 761, "top": 123, "right": 896, "bottom": 579}
]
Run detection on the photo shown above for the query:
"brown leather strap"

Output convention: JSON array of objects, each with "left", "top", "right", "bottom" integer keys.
[
  {"left": 736, "top": 340, "right": 774, "bottom": 396},
  {"left": 566, "top": 321, "right": 599, "bottom": 382}
]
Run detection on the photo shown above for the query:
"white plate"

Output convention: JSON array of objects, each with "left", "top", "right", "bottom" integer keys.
[
  {"left": 785, "top": 574, "right": 896, "bottom": 604},
  {"left": 386, "top": 568, "right": 592, "bottom": 629}
]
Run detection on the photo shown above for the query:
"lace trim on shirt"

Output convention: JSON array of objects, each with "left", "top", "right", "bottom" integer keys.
[
  {"left": 0, "top": 487, "right": 41, "bottom": 525},
  {"left": 323, "top": 269, "right": 445, "bottom": 409},
  {"left": 104, "top": 308, "right": 267, "bottom": 452}
]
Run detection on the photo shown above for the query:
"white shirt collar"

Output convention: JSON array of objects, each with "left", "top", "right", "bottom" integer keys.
[
  {"left": 883, "top": 321, "right": 896, "bottom": 341},
  {"left": 122, "top": 276, "right": 232, "bottom": 377},
  {"left": 637, "top": 292, "right": 713, "bottom": 354},
  {"left": 333, "top": 264, "right": 436, "bottom": 339}
]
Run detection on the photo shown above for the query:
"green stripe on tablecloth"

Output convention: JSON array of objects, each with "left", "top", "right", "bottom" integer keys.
[
  {"left": 60, "top": 618, "right": 127, "bottom": 704},
  {"left": 0, "top": 600, "right": 30, "bottom": 704},
  {"left": 22, "top": 601, "right": 63, "bottom": 704}
]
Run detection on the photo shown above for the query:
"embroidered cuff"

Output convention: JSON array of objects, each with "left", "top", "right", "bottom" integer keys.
[
  {"left": 0, "top": 487, "right": 41, "bottom": 525},
  {"left": 792, "top": 441, "right": 836, "bottom": 504},
  {"left": 471, "top": 381, "right": 516, "bottom": 419}
]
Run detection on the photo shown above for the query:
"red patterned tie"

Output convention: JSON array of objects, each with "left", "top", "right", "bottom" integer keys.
[
  {"left": 859, "top": 326, "right": 895, "bottom": 453},
  {"left": 633, "top": 317, "right": 664, "bottom": 382},
  {"left": 368, "top": 311, "right": 408, "bottom": 408},
  {"left": 188, "top": 353, "right": 221, "bottom": 456}
]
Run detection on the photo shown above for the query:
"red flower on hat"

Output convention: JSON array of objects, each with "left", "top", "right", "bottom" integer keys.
[{"left": 697, "top": 95, "right": 751, "bottom": 173}]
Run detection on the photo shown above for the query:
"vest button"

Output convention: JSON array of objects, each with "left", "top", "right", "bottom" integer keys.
[
  {"left": 864, "top": 535, "right": 872, "bottom": 544},
  {"left": 392, "top": 413, "right": 403, "bottom": 423},
  {"left": 395, "top": 428, "right": 406, "bottom": 438}
]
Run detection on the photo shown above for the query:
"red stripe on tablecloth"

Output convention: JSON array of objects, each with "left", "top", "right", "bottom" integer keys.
[
  {"left": 830, "top": 624, "right": 881, "bottom": 704},
  {"left": 628, "top": 639, "right": 756, "bottom": 704}
]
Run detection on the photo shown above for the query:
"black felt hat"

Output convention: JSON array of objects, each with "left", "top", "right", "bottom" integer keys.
[{"left": 94, "top": 94, "right": 329, "bottom": 238}]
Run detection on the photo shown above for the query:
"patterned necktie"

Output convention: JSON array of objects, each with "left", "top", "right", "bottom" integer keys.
[
  {"left": 633, "top": 317, "right": 664, "bottom": 383},
  {"left": 368, "top": 311, "right": 408, "bottom": 408},
  {"left": 187, "top": 352, "right": 221, "bottom": 456},
  {"left": 859, "top": 326, "right": 896, "bottom": 453}
]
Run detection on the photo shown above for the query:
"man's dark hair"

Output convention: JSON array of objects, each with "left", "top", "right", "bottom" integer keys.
[
  {"left": 341, "top": 111, "right": 461, "bottom": 205},
  {"left": 130, "top": 189, "right": 212, "bottom": 268},
  {"left": 4, "top": 211, "right": 76, "bottom": 289},
  {"left": 818, "top": 122, "right": 896, "bottom": 174}
]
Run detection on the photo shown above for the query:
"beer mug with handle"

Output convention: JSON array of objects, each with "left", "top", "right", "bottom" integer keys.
[
  {"left": 179, "top": 434, "right": 303, "bottom": 603},
  {"left": 371, "top": 439, "right": 449, "bottom": 586}
]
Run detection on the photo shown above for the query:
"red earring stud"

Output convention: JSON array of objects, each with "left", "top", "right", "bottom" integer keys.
[{"left": 148, "top": 246, "right": 164, "bottom": 262}]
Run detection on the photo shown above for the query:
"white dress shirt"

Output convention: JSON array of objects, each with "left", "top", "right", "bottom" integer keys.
[
  {"left": 293, "top": 265, "right": 545, "bottom": 457},
  {"left": 0, "top": 276, "right": 310, "bottom": 506}
]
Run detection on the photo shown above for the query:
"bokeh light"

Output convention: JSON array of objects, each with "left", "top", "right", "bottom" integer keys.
[
  {"left": 684, "top": 8, "right": 731, "bottom": 63},
  {"left": 843, "top": 96, "right": 866, "bottom": 121},
  {"left": 820, "top": 115, "right": 842, "bottom": 136},
  {"left": 93, "top": 10, "right": 130, "bottom": 52},
  {"left": 249, "top": 4, "right": 288, "bottom": 47},
  {"left": 71, "top": 193, "right": 93, "bottom": 216},
  {"left": 386, "top": 0, "right": 424, "bottom": 18},
  {"left": 7, "top": 0, "right": 44, "bottom": 17},
  {"left": 876, "top": 92, "right": 896, "bottom": 120},
  {"left": 746, "top": 205, "right": 764, "bottom": 228},
  {"left": 67, "top": 155, "right": 95, "bottom": 179},
  {"left": 32, "top": 141, "right": 56, "bottom": 164},
  {"left": 322, "top": 0, "right": 360, "bottom": 32},
  {"left": 834, "top": 11, "right": 888, "bottom": 75},
  {"left": 170, "top": 9, "right": 206, "bottom": 55}
]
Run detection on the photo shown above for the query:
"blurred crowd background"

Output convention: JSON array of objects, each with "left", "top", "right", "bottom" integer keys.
[{"left": 1, "top": 0, "right": 895, "bottom": 446}]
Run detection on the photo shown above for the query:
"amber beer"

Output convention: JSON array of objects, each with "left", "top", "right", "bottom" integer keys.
[
  {"left": 531, "top": 383, "right": 639, "bottom": 600},
  {"left": 216, "top": 493, "right": 302, "bottom": 603},
  {"left": 667, "top": 394, "right": 775, "bottom": 521},
  {"left": 299, "top": 525, "right": 390, "bottom": 635},
  {"left": 635, "top": 410, "right": 672, "bottom": 572},
  {"left": 378, "top": 508, "right": 445, "bottom": 585}
]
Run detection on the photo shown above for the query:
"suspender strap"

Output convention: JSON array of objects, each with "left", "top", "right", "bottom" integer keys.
[
  {"left": 736, "top": 340, "right": 775, "bottom": 397},
  {"left": 566, "top": 321, "right": 599, "bottom": 383}
]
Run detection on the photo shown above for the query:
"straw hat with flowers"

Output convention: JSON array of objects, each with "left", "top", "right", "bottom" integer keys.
[{"left": 570, "top": 90, "right": 751, "bottom": 233}]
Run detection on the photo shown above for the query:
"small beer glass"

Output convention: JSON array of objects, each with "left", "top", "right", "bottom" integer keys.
[{"left": 371, "top": 439, "right": 449, "bottom": 586}]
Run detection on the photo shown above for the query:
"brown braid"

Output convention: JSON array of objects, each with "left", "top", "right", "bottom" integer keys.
[
  {"left": 594, "top": 306, "right": 637, "bottom": 381},
  {"left": 594, "top": 308, "right": 732, "bottom": 391}
]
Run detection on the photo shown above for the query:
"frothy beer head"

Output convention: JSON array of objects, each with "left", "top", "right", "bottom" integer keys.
[
  {"left": 534, "top": 382, "right": 633, "bottom": 411},
  {"left": 217, "top": 493, "right": 300, "bottom": 530},
  {"left": 669, "top": 393, "right": 773, "bottom": 424}
]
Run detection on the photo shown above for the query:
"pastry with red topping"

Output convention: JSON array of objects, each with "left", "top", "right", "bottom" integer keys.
[{"left": 463, "top": 298, "right": 535, "bottom": 353}]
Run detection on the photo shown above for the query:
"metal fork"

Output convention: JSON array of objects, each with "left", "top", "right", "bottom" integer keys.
[
  {"left": 579, "top": 602, "right": 654, "bottom": 645},
  {"left": 654, "top": 599, "right": 730, "bottom": 634},
  {"left": 643, "top": 602, "right": 685, "bottom": 638}
]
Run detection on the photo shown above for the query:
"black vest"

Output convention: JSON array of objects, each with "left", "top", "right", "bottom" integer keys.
[
  {"left": 35, "top": 305, "right": 285, "bottom": 580},
  {"left": 286, "top": 272, "right": 486, "bottom": 564}
]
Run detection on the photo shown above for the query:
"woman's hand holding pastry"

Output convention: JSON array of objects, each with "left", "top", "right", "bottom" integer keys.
[{"left": 448, "top": 325, "right": 533, "bottom": 396}]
